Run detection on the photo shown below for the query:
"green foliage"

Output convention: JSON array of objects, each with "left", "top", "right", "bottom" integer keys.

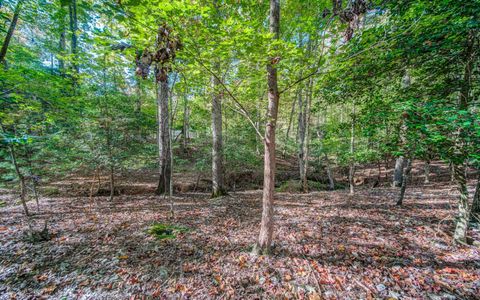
[
  {"left": 148, "top": 223, "right": 189, "bottom": 240},
  {"left": 0, "top": 0, "right": 478, "bottom": 193}
]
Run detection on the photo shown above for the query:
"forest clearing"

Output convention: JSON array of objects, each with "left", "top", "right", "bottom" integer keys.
[{"left": 1, "top": 0, "right": 480, "bottom": 299}]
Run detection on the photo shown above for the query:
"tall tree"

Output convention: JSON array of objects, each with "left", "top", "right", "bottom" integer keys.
[
  {"left": 254, "top": 0, "right": 280, "bottom": 255},
  {"left": 211, "top": 64, "right": 226, "bottom": 197},
  {"left": 155, "top": 63, "right": 172, "bottom": 195},
  {"left": 452, "top": 31, "right": 476, "bottom": 243}
]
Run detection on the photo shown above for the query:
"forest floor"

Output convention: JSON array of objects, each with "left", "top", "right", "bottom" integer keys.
[{"left": 1, "top": 180, "right": 480, "bottom": 299}]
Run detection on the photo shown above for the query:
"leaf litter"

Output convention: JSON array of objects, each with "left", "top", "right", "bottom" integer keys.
[{"left": 0, "top": 183, "right": 479, "bottom": 299}]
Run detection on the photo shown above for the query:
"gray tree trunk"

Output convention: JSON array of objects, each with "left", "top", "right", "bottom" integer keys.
[
  {"left": 301, "top": 78, "right": 313, "bottom": 193},
  {"left": 254, "top": 0, "right": 280, "bottom": 256},
  {"left": 156, "top": 73, "right": 171, "bottom": 195},
  {"left": 396, "top": 158, "right": 412, "bottom": 205},
  {"left": 297, "top": 84, "right": 306, "bottom": 189},
  {"left": 211, "top": 67, "right": 226, "bottom": 197},
  {"left": 393, "top": 157, "right": 404, "bottom": 187},
  {"left": 424, "top": 160, "right": 430, "bottom": 184},
  {"left": 349, "top": 102, "right": 356, "bottom": 195},
  {"left": 453, "top": 162, "right": 469, "bottom": 243}
]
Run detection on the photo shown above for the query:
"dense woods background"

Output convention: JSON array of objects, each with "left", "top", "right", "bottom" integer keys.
[{"left": 0, "top": 0, "right": 479, "bottom": 298}]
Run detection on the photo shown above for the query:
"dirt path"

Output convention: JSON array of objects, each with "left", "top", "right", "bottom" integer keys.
[{"left": 0, "top": 185, "right": 479, "bottom": 299}]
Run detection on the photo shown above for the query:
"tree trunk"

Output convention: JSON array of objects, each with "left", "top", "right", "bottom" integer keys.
[
  {"left": 396, "top": 158, "right": 412, "bottom": 205},
  {"left": 297, "top": 84, "right": 306, "bottom": 189},
  {"left": 0, "top": 0, "right": 23, "bottom": 64},
  {"left": 58, "top": 5, "right": 67, "bottom": 77},
  {"left": 393, "top": 157, "right": 404, "bottom": 187},
  {"left": 24, "top": 143, "right": 40, "bottom": 212},
  {"left": 424, "top": 160, "right": 430, "bottom": 184},
  {"left": 211, "top": 65, "right": 226, "bottom": 197},
  {"left": 155, "top": 73, "right": 171, "bottom": 195},
  {"left": 68, "top": 0, "right": 78, "bottom": 87},
  {"left": 471, "top": 172, "right": 480, "bottom": 221},
  {"left": 254, "top": 0, "right": 280, "bottom": 255},
  {"left": 452, "top": 162, "right": 469, "bottom": 243},
  {"left": 452, "top": 32, "right": 475, "bottom": 243},
  {"left": 301, "top": 77, "right": 313, "bottom": 193},
  {"left": 183, "top": 95, "right": 189, "bottom": 150},
  {"left": 109, "top": 164, "right": 115, "bottom": 201},
  {"left": 349, "top": 102, "right": 356, "bottom": 195},
  {"left": 325, "top": 153, "right": 335, "bottom": 190}
]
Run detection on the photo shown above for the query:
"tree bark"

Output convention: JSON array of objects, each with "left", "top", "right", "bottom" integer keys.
[
  {"left": 325, "top": 153, "right": 335, "bottom": 190},
  {"left": 58, "top": 4, "right": 67, "bottom": 77},
  {"left": 452, "top": 32, "right": 475, "bottom": 244},
  {"left": 349, "top": 102, "right": 356, "bottom": 195},
  {"left": 254, "top": 0, "right": 280, "bottom": 255},
  {"left": 301, "top": 78, "right": 313, "bottom": 193},
  {"left": 297, "top": 83, "right": 306, "bottom": 189},
  {"left": 211, "top": 64, "right": 226, "bottom": 197},
  {"left": 393, "top": 156, "right": 404, "bottom": 187},
  {"left": 155, "top": 72, "right": 172, "bottom": 195},
  {"left": 424, "top": 160, "right": 430, "bottom": 184},
  {"left": 0, "top": 0, "right": 23, "bottom": 64},
  {"left": 68, "top": 0, "right": 79, "bottom": 87},
  {"left": 396, "top": 158, "right": 412, "bottom": 206},
  {"left": 452, "top": 162, "right": 469, "bottom": 243},
  {"left": 471, "top": 172, "right": 480, "bottom": 221}
]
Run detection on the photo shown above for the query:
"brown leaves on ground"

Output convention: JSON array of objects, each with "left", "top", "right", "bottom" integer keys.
[{"left": 0, "top": 183, "right": 479, "bottom": 299}]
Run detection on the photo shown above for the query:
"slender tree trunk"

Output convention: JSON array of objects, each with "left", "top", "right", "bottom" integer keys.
[
  {"left": 24, "top": 142, "right": 39, "bottom": 211},
  {"left": 349, "top": 102, "right": 356, "bottom": 195},
  {"left": 424, "top": 160, "right": 430, "bottom": 184},
  {"left": 471, "top": 172, "right": 480, "bottom": 221},
  {"left": 155, "top": 72, "right": 171, "bottom": 195},
  {"left": 0, "top": 0, "right": 23, "bottom": 64},
  {"left": 254, "top": 0, "right": 280, "bottom": 255},
  {"left": 396, "top": 158, "right": 412, "bottom": 205},
  {"left": 183, "top": 95, "right": 189, "bottom": 149},
  {"left": 68, "top": 0, "right": 78, "bottom": 87},
  {"left": 58, "top": 4, "right": 67, "bottom": 77},
  {"left": 59, "top": 29, "right": 66, "bottom": 76},
  {"left": 301, "top": 78, "right": 313, "bottom": 192},
  {"left": 109, "top": 164, "right": 115, "bottom": 201},
  {"left": 297, "top": 84, "right": 306, "bottom": 188},
  {"left": 325, "top": 153, "right": 335, "bottom": 190},
  {"left": 211, "top": 64, "right": 226, "bottom": 197}
]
